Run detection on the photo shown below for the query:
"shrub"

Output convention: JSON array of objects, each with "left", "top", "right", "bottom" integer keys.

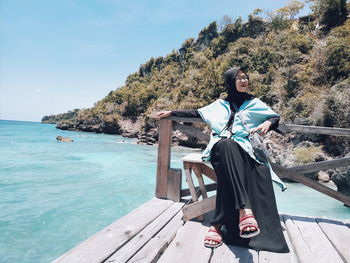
[{"left": 293, "top": 145, "right": 324, "bottom": 164}]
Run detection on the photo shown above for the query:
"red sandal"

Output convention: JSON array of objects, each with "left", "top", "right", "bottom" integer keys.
[
  {"left": 204, "top": 227, "right": 223, "bottom": 248},
  {"left": 239, "top": 214, "right": 260, "bottom": 239}
]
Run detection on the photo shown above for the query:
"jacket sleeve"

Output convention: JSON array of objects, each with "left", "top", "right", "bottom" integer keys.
[
  {"left": 267, "top": 115, "right": 280, "bottom": 132},
  {"left": 171, "top": 109, "right": 202, "bottom": 118}
]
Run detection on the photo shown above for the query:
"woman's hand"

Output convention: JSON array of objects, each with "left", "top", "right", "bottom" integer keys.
[
  {"left": 156, "top": 111, "right": 171, "bottom": 119},
  {"left": 250, "top": 120, "right": 272, "bottom": 135}
]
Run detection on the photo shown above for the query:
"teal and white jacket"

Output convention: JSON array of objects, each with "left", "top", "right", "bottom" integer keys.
[{"left": 197, "top": 98, "right": 287, "bottom": 191}]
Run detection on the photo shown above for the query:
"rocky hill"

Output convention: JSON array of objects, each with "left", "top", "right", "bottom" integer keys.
[{"left": 42, "top": 1, "right": 350, "bottom": 158}]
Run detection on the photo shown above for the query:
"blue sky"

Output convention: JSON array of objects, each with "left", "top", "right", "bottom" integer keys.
[{"left": 1, "top": 0, "right": 311, "bottom": 121}]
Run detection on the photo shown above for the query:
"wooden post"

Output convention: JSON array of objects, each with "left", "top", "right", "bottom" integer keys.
[
  {"left": 156, "top": 119, "right": 173, "bottom": 199},
  {"left": 167, "top": 168, "right": 182, "bottom": 202}
]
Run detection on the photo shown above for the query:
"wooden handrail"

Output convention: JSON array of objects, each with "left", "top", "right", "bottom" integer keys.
[
  {"left": 155, "top": 116, "right": 350, "bottom": 205},
  {"left": 166, "top": 116, "right": 350, "bottom": 136},
  {"left": 285, "top": 124, "right": 350, "bottom": 136}
]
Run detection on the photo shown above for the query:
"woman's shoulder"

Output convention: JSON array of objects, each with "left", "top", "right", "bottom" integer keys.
[
  {"left": 201, "top": 99, "right": 229, "bottom": 109},
  {"left": 245, "top": 97, "right": 268, "bottom": 108}
]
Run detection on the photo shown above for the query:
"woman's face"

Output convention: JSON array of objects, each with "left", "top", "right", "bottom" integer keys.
[{"left": 235, "top": 70, "right": 249, "bottom": 93}]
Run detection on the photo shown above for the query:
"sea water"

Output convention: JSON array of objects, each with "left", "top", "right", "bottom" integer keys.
[{"left": 0, "top": 120, "right": 349, "bottom": 263}]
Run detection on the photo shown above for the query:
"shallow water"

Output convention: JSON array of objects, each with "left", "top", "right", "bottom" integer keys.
[{"left": 0, "top": 120, "right": 349, "bottom": 262}]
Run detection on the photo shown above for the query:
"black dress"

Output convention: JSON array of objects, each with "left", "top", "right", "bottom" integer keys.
[{"left": 171, "top": 110, "right": 290, "bottom": 253}]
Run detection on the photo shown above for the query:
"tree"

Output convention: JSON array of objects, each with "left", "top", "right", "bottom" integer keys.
[
  {"left": 310, "top": 0, "right": 347, "bottom": 29},
  {"left": 277, "top": 0, "right": 305, "bottom": 20}
]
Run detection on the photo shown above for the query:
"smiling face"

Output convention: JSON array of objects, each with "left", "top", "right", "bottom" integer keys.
[{"left": 235, "top": 70, "right": 249, "bottom": 93}]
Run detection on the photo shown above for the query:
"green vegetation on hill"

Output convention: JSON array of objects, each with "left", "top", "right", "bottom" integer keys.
[{"left": 42, "top": 0, "right": 350, "bottom": 155}]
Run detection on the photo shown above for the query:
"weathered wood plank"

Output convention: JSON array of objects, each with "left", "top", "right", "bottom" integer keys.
[
  {"left": 211, "top": 244, "right": 258, "bottom": 263},
  {"left": 182, "top": 196, "right": 216, "bottom": 221},
  {"left": 285, "top": 124, "right": 350, "bottom": 136},
  {"left": 315, "top": 217, "right": 350, "bottom": 263},
  {"left": 183, "top": 165, "right": 199, "bottom": 204},
  {"left": 173, "top": 122, "right": 209, "bottom": 142},
  {"left": 167, "top": 168, "right": 182, "bottom": 202},
  {"left": 157, "top": 220, "right": 212, "bottom": 263},
  {"left": 193, "top": 164, "right": 208, "bottom": 199},
  {"left": 127, "top": 205, "right": 185, "bottom": 263},
  {"left": 258, "top": 216, "right": 298, "bottom": 263},
  {"left": 181, "top": 153, "right": 205, "bottom": 163},
  {"left": 106, "top": 202, "right": 185, "bottom": 262},
  {"left": 273, "top": 164, "right": 350, "bottom": 207},
  {"left": 283, "top": 214, "right": 344, "bottom": 263},
  {"left": 285, "top": 158, "right": 350, "bottom": 175},
  {"left": 156, "top": 119, "right": 173, "bottom": 199},
  {"left": 52, "top": 198, "right": 173, "bottom": 263},
  {"left": 180, "top": 183, "right": 217, "bottom": 197},
  {"left": 183, "top": 164, "right": 203, "bottom": 221}
]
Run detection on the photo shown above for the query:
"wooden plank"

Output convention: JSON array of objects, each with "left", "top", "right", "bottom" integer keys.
[
  {"left": 211, "top": 245, "right": 258, "bottom": 263},
  {"left": 200, "top": 163, "right": 217, "bottom": 182},
  {"left": 173, "top": 122, "right": 210, "bottom": 142},
  {"left": 258, "top": 216, "right": 297, "bottom": 263},
  {"left": 181, "top": 153, "right": 205, "bottom": 163},
  {"left": 156, "top": 119, "right": 173, "bottom": 199},
  {"left": 183, "top": 164, "right": 203, "bottom": 221},
  {"left": 285, "top": 124, "right": 350, "bottom": 136},
  {"left": 273, "top": 164, "right": 350, "bottom": 206},
  {"left": 183, "top": 165, "right": 199, "bottom": 203},
  {"left": 106, "top": 202, "right": 185, "bottom": 262},
  {"left": 182, "top": 196, "right": 216, "bottom": 221},
  {"left": 283, "top": 214, "right": 317, "bottom": 263},
  {"left": 193, "top": 164, "right": 208, "bottom": 198},
  {"left": 52, "top": 198, "right": 173, "bottom": 263},
  {"left": 127, "top": 205, "right": 185, "bottom": 263},
  {"left": 167, "top": 168, "right": 182, "bottom": 202},
  {"left": 180, "top": 183, "right": 217, "bottom": 197},
  {"left": 157, "top": 220, "right": 212, "bottom": 263},
  {"left": 285, "top": 158, "right": 350, "bottom": 175},
  {"left": 283, "top": 214, "right": 344, "bottom": 263},
  {"left": 315, "top": 217, "right": 350, "bottom": 263}
]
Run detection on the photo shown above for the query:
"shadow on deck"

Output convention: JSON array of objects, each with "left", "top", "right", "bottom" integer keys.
[{"left": 53, "top": 197, "right": 350, "bottom": 263}]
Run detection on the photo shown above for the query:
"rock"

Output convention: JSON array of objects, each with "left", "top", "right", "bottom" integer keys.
[
  {"left": 56, "top": 136, "right": 73, "bottom": 142},
  {"left": 102, "top": 121, "right": 120, "bottom": 134},
  {"left": 317, "top": 171, "right": 330, "bottom": 182},
  {"left": 56, "top": 122, "right": 74, "bottom": 130},
  {"left": 332, "top": 168, "right": 350, "bottom": 207}
]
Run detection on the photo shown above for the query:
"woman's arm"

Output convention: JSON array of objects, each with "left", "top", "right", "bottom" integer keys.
[
  {"left": 171, "top": 109, "right": 201, "bottom": 118},
  {"left": 250, "top": 115, "right": 280, "bottom": 135},
  {"left": 156, "top": 109, "right": 201, "bottom": 119}
]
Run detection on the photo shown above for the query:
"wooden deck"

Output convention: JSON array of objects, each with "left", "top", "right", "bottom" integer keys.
[{"left": 53, "top": 197, "right": 350, "bottom": 263}]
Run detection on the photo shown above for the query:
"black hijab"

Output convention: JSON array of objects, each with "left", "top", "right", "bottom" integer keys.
[{"left": 224, "top": 68, "right": 255, "bottom": 109}]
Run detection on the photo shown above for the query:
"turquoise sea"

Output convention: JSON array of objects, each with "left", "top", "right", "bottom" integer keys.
[{"left": 0, "top": 120, "right": 349, "bottom": 263}]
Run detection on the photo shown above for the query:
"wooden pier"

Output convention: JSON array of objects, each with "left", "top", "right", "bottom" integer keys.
[
  {"left": 53, "top": 118, "right": 350, "bottom": 263},
  {"left": 53, "top": 197, "right": 350, "bottom": 263}
]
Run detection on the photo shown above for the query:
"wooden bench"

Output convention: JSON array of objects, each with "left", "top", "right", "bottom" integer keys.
[{"left": 181, "top": 153, "right": 218, "bottom": 221}]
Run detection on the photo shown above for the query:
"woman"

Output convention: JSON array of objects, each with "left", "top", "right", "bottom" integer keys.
[{"left": 156, "top": 68, "right": 289, "bottom": 253}]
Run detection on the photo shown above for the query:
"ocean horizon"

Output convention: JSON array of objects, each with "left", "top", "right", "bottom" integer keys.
[{"left": 1, "top": 119, "right": 349, "bottom": 263}]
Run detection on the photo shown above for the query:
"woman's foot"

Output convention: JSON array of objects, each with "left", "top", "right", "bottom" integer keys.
[
  {"left": 204, "top": 225, "right": 223, "bottom": 248},
  {"left": 239, "top": 209, "right": 260, "bottom": 238}
]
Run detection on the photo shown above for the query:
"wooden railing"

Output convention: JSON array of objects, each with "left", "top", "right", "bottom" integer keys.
[{"left": 155, "top": 117, "right": 350, "bottom": 206}]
